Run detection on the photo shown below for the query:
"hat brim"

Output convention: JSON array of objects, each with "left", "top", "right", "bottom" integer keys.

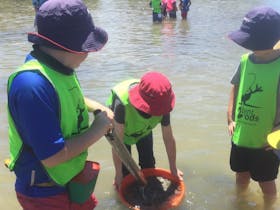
[
  {"left": 273, "top": 40, "right": 280, "bottom": 49},
  {"left": 129, "top": 85, "right": 175, "bottom": 116},
  {"left": 28, "top": 26, "right": 108, "bottom": 54},
  {"left": 228, "top": 30, "right": 253, "bottom": 50}
]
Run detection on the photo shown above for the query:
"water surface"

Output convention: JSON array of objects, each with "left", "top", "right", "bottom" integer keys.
[{"left": 1, "top": 0, "right": 280, "bottom": 209}]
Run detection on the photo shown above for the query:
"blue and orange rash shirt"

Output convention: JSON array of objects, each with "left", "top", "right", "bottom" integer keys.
[{"left": 8, "top": 46, "right": 75, "bottom": 197}]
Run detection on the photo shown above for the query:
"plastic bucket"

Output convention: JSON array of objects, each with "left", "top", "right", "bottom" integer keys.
[
  {"left": 119, "top": 168, "right": 185, "bottom": 209},
  {"left": 67, "top": 161, "right": 100, "bottom": 204}
]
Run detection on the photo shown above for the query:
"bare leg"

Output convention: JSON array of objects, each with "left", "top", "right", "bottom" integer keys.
[
  {"left": 259, "top": 180, "right": 277, "bottom": 209},
  {"left": 236, "top": 172, "right": 250, "bottom": 194}
]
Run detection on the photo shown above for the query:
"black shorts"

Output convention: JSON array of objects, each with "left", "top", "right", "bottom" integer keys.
[
  {"left": 169, "top": 11, "right": 177, "bottom": 19},
  {"left": 152, "top": 12, "right": 162, "bottom": 22},
  {"left": 230, "top": 143, "right": 279, "bottom": 182},
  {"left": 122, "top": 132, "right": 155, "bottom": 177}
]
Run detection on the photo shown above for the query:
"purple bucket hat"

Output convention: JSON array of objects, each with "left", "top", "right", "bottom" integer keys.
[
  {"left": 28, "top": 0, "right": 108, "bottom": 54},
  {"left": 228, "top": 6, "right": 280, "bottom": 51}
]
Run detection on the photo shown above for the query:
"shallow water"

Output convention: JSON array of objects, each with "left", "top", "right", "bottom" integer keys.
[{"left": 1, "top": 0, "right": 280, "bottom": 209}]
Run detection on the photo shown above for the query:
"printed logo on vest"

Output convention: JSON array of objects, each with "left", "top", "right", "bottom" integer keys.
[{"left": 237, "top": 84, "right": 263, "bottom": 123}]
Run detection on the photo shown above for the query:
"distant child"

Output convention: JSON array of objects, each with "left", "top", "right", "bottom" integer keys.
[
  {"left": 32, "top": 0, "right": 48, "bottom": 12},
  {"left": 162, "top": 0, "right": 177, "bottom": 19},
  {"left": 151, "top": 0, "right": 163, "bottom": 22},
  {"left": 161, "top": 0, "right": 167, "bottom": 18},
  {"left": 31, "top": 0, "right": 48, "bottom": 30},
  {"left": 227, "top": 6, "right": 280, "bottom": 204},
  {"left": 179, "top": 0, "right": 191, "bottom": 19}
]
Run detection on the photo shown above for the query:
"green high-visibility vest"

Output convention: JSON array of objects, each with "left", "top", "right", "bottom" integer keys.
[
  {"left": 233, "top": 54, "right": 280, "bottom": 148},
  {"left": 152, "top": 0, "right": 162, "bottom": 14},
  {"left": 7, "top": 59, "right": 89, "bottom": 186},
  {"left": 107, "top": 79, "right": 162, "bottom": 145}
]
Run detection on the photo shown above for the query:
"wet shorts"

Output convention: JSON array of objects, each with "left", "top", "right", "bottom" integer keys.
[
  {"left": 169, "top": 11, "right": 177, "bottom": 19},
  {"left": 152, "top": 12, "right": 163, "bottom": 22},
  {"left": 16, "top": 192, "right": 98, "bottom": 210},
  {"left": 230, "top": 143, "right": 280, "bottom": 182},
  {"left": 181, "top": 11, "right": 187, "bottom": 19}
]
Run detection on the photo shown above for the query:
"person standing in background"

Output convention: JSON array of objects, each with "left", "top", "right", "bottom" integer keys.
[
  {"left": 32, "top": 0, "right": 48, "bottom": 12},
  {"left": 6, "top": 0, "right": 113, "bottom": 209},
  {"left": 162, "top": 0, "right": 177, "bottom": 19},
  {"left": 31, "top": 0, "right": 49, "bottom": 41},
  {"left": 27, "top": 0, "right": 48, "bottom": 61},
  {"left": 227, "top": 6, "right": 280, "bottom": 207},
  {"left": 179, "top": 0, "right": 191, "bottom": 19},
  {"left": 151, "top": 0, "right": 163, "bottom": 22}
]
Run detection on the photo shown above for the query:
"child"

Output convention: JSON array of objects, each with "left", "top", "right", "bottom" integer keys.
[
  {"left": 31, "top": 0, "right": 49, "bottom": 29},
  {"left": 106, "top": 71, "right": 184, "bottom": 190},
  {"left": 32, "top": 0, "right": 48, "bottom": 12},
  {"left": 227, "top": 6, "right": 280, "bottom": 204},
  {"left": 6, "top": 0, "right": 113, "bottom": 209},
  {"left": 161, "top": 0, "right": 167, "bottom": 18},
  {"left": 179, "top": 0, "right": 191, "bottom": 19},
  {"left": 151, "top": 0, "right": 163, "bottom": 22},
  {"left": 162, "top": 0, "right": 177, "bottom": 19}
]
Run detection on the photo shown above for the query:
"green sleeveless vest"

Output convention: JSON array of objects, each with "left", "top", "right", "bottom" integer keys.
[
  {"left": 152, "top": 0, "right": 162, "bottom": 14},
  {"left": 107, "top": 79, "right": 162, "bottom": 145},
  {"left": 7, "top": 60, "right": 89, "bottom": 186},
  {"left": 232, "top": 54, "right": 280, "bottom": 148}
]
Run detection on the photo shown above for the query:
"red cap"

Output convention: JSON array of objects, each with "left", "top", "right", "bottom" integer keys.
[{"left": 129, "top": 71, "right": 175, "bottom": 116}]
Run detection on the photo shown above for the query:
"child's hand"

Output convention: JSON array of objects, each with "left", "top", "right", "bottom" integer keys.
[
  {"left": 113, "top": 174, "right": 123, "bottom": 191},
  {"left": 172, "top": 168, "right": 184, "bottom": 181},
  {"left": 93, "top": 110, "right": 113, "bottom": 135}
]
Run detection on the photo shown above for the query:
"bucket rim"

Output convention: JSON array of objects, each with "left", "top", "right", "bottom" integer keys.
[{"left": 118, "top": 168, "right": 185, "bottom": 209}]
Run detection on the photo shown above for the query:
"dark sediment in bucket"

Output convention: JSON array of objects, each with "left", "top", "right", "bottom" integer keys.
[{"left": 123, "top": 176, "right": 179, "bottom": 209}]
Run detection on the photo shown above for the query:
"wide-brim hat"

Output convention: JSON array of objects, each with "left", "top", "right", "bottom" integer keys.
[
  {"left": 129, "top": 71, "right": 175, "bottom": 116},
  {"left": 28, "top": 0, "right": 108, "bottom": 54},
  {"left": 228, "top": 6, "right": 280, "bottom": 51}
]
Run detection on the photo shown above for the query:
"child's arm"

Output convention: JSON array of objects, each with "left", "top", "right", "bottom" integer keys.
[
  {"left": 84, "top": 97, "right": 114, "bottom": 119},
  {"left": 227, "top": 85, "right": 238, "bottom": 136},
  {"left": 172, "top": 1, "right": 177, "bottom": 11},
  {"left": 179, "top": 0, "right": 182, "bottom": 10},
  {"left": 187, "top": 1, "right": 191, "bottom": 9}
]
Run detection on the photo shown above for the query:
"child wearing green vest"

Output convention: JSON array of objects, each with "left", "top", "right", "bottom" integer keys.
[
  {"left": 106, "top": 71, "right": 184, "bottom": 190},
  {"left": 151, "top": 0, "right": 163, "bottom": 22},
  {"left": 6, "top": 0, "right": 113, "bottom": 209},
  {"left": 227, "top": 6, "right": 280, "bottom": 206}
]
